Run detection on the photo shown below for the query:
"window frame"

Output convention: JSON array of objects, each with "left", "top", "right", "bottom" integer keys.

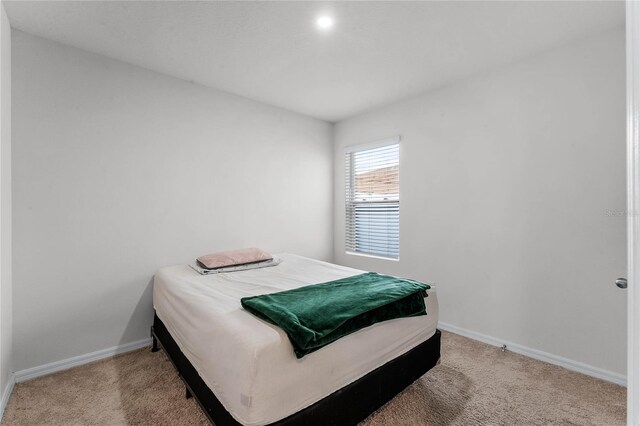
[{"left": 344, "top": 136, "right": 401, "bottom": 261}]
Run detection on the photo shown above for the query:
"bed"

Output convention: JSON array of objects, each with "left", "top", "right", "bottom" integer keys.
[{"left": 152, "top": 253, "right": 441, "bottom": 425}]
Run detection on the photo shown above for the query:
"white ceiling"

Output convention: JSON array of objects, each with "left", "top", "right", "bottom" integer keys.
[{"left": 3, "top": 1, "right": 625, "bottom": 122}]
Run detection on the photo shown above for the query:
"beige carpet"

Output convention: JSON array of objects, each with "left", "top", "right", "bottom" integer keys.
[{"left": 2, "top": 331, "right": 625, "bottom": 425}]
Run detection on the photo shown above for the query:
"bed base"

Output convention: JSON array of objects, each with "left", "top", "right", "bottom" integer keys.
[{"left": 151, "top": 313, "right": 441, "bottom": 426}]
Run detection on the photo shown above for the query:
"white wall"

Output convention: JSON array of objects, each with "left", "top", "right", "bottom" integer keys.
[
  {"left": 334, "top": 29, "right": 627, "bottom": 375},
  {"left": 11, "top": 31, "right": 333, "bottom": 371},
  {"left": 0, "top": 0, "right": 12, "bottom": 402}
]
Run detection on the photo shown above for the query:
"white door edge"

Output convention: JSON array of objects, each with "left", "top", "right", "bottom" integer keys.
[{"left": 627, "top": 2, "right": 640, "bottom": 425}]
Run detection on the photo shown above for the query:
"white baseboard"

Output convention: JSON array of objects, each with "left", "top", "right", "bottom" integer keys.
[
  {"left": 5, "top": 325, "right": 625, "bottom": 398},
  {"left": 14, "top": 338, "right": 151, "bottom": 384},
  {"left": 0, "top": 373, "right": 15, "bottom": 421},
  {"left": 438, "top": 322, "right": 626, "bottom": 387}
]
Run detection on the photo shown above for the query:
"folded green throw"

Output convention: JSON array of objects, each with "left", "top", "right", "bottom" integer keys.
[{"left": 240, "top": 272, "right": 430, "bottom": 358}]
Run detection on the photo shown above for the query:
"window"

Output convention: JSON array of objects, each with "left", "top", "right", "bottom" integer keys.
[{"left": 345, "top": 138, "right": 400, "bottom": 259}]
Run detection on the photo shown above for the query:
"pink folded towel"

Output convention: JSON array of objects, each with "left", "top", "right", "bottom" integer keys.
[{"left": 196, "top": 247, "right": 273, "bottom": 270}]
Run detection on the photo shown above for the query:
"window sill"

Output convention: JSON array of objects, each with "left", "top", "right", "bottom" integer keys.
[{"left": 345, "top": 251, "right": 399, "bottom": 262}]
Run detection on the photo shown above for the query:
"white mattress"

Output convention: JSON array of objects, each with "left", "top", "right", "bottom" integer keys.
[{"left": 153, "top": 254, "right": 439, "bottom": 426}]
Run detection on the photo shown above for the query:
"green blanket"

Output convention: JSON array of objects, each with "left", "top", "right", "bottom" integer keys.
[{"left": 240, "top": 272, "right": 430, "bottom": 358}]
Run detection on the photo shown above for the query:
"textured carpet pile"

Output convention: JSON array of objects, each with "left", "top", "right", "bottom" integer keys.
[{"left": 2, "top": 331, "right": 625, "bottom": 425}]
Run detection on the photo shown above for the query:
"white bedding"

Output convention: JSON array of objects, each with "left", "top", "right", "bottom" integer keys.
[{"left": 153, "top": 253, "right": 439, "bottom": 426}]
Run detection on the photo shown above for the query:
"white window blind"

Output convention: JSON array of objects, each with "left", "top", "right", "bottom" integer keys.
[{"left": 345, "top": 140, "right": 400, "bottom": 259}]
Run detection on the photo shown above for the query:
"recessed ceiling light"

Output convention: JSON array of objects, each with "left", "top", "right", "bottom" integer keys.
[{"left": 316, "top": 16, "right": 334, "bottom": 30}]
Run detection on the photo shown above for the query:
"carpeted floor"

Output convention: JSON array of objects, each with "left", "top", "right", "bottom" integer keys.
[{"left": 2, "top": 331, "right": 625, "bottom": 425}]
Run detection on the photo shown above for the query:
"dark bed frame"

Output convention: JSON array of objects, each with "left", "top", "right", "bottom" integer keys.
[{"left": 151, "top": 312, "right": 441, "bottom": 426}]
